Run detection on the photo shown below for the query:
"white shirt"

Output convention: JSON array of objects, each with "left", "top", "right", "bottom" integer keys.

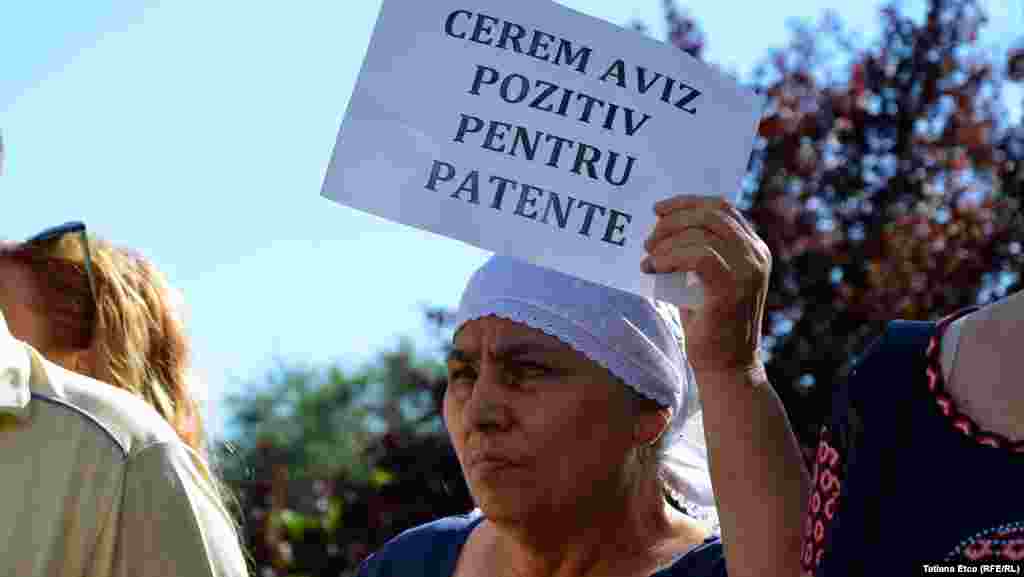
[{"left": 0, "top": 313, "right": 248, "bottom": 576}]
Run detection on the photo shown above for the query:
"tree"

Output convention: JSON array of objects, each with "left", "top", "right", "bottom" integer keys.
[
  {"left": 214, "top": 306, "right": 455, "bottom": 483},
  {"left": 363, "top": 337, "right": 448, "bottom": 438},
  {"left": 651, "top": 0, "right": 1023, "bottom": 445},
  {"left": 216, "top": 361, "right": 375, "bottom": 483},
  {"left": 212, "top": 308, "right": 470, "bottom": 576}
]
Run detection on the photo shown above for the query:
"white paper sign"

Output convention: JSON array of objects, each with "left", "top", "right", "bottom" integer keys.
[{"left": 321, "top": 0, "right": 762, "bottom": 305}]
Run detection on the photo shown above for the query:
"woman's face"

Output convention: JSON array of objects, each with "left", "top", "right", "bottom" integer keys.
[
  {"left": 0, "top": 258, "right": 50, "bottom": 349},
  {"left": 444, "top": 315, "right": 639, "bottom": 525}
]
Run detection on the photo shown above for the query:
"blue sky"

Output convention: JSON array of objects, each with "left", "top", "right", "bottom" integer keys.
[{"left": 3, "top": 0, "right": 1021, "bottom": 440}]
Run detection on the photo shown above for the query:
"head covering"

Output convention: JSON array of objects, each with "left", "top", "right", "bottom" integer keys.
[{"left": 455, "top": 255, "right": 718, "bottom": 524}]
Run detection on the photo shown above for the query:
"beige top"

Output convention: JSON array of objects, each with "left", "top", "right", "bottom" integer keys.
[
  {"left": 937, "top": 303, "right": 1024, "bottom": 442},
  {"left": 0, "top": 313, "right": 248, "bottom": 576},
  {"left": 939, "top": 314, "right": 964, "bottom": 383}
]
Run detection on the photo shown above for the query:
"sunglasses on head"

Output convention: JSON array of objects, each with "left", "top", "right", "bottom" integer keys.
[{"left": 25, "top": 222, "right": 98, "bottom": 304}]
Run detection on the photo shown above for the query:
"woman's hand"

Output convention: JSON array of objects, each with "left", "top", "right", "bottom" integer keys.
[
  {"left": 644, "top": 195, "right": 805, "bottom": 577},
  {"left": 641, "top": 194, "right": 771, "bottom": 375}
]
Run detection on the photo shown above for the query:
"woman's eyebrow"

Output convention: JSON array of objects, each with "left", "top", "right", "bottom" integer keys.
[
  {"left": 493, "top": 343, "right": 565, "bottom": 360},
  {"left": 447, "top": 348, "right": 473, "bottom": 364},
  {"left": 447, "top": 342, "right": 565, "bottom": 364}
]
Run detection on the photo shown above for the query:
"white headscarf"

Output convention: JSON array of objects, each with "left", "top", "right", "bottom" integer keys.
[{"left": 455, "top": 255, "right": 718, "bottom": 527}]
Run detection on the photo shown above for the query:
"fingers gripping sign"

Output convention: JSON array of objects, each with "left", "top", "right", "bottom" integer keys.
[{"left": 641, "top": 194, "right": 771, "bottom": 374}]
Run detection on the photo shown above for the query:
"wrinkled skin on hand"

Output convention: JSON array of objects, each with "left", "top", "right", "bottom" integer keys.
[{"left": 642, "top": 195, "right": 771, "bottom": 375}]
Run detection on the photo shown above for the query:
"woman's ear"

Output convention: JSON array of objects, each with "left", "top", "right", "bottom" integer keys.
[
  {"left": 634, "top": 407, "right": 672, "bottom": 448},
  {"left": 59, "top": 347, "right": 97, "bottom": 377}
]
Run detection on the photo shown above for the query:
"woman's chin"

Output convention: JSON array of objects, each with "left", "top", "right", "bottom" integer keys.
[{"left": 472, "top": 491, "right": 540, "bottom": 524}]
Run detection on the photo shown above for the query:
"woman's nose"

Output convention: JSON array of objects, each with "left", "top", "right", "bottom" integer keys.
[{"left": 465, "top": 361, "right": 513, "bottom": 432}]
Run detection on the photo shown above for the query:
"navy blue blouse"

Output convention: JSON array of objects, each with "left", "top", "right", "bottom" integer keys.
[
  {"left": 356, "top": 509, "right": 726, "bottom": 577},
  {"left": 801, "top": 313, "right": 1024, "bottom": 575}
]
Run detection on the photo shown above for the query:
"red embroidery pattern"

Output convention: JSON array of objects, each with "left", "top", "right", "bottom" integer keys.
[
  {"left": 945, "top": 522, "right": 1024, "bottom": 561},
  {"left": 927, "top": 313, "right": 1024, "bottom": 454},
  {"left": 800, "top": 426, "right": 841, "bottom": 576}
]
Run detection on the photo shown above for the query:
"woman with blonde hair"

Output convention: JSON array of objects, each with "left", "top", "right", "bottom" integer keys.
[
  {"left": 0, "top": 221, "right": 248, "bottom": 576},
  {"left": 2, "top": 226, "right": 208, "bottom": 453}
]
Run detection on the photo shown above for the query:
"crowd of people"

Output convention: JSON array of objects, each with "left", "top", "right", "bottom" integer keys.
[{"left": 2, "top": 72, "right": 1022, "bottom": 577}]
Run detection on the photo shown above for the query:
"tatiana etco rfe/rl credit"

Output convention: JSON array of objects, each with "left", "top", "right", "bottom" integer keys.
[{"left": 922, "top": 562, "right": 1023, "bottom": 574}]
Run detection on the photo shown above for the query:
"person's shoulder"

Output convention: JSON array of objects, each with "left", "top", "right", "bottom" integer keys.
[
  {"left": 383, "top": 511, "right": 482, "bottom": 549},
  {"left": 357, "top": 510, "right": 483, "bottom": 577},
  {"left": 839, "top": 317, "right": 942, "bottom": 407},
  {"left": 113, "top": 441, "right": 249, "bottom": 576},
  {"left": 28, "top": 349, "right": 178, "bottom": 457},
  {"left": 660, "top": 536, "right": 727, "bottom": 577},
  {"left": 853, "top": 319, "right": 935, "bottom": 369}
]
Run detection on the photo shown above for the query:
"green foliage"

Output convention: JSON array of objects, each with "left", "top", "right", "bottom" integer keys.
[
  {"left": 215, "top": 307, "right": 454, "bottom": 484},
  {"left": 215, "top": 307, "right": 467, "bottom": 576},
  {"left": 217, "top": 361, "right": 375, "bottom": 482},
  {"left": 369, "top": 468, "right": 395, "bottom": 488}
]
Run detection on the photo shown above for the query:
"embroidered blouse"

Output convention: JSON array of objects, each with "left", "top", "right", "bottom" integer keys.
[{"left": 801, "top": 311, "right": 1024, "bottom": 576}]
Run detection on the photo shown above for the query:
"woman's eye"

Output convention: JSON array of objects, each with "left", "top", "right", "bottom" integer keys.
[
  {"left": 513, "top": 362, "right": 552, "bottom": 379},
  {"left": 448, "top": 366, "right": 477, "bottom": 383},
  {"left": 447, "top": 362, "right": 555, "bottom": 387}
]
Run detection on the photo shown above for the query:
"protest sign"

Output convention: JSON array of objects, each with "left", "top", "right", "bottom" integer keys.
[{"left": 321, "top": 0, "right": 763, "bottom": 305}]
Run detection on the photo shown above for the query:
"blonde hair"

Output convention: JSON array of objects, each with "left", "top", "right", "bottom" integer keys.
[
  {"left": 5, "top": 234, "right": 203, "bottom": 450},
  {"left": 97, "top": 249, "right": 204, "bottom": 450},
  {"left": 2, "top": 233, "right": 250, "bottom": 563}
]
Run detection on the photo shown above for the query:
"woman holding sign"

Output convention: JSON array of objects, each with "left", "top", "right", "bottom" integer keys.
[{"left": 355, "top": 195, "right": 808, "bottom": 577}]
